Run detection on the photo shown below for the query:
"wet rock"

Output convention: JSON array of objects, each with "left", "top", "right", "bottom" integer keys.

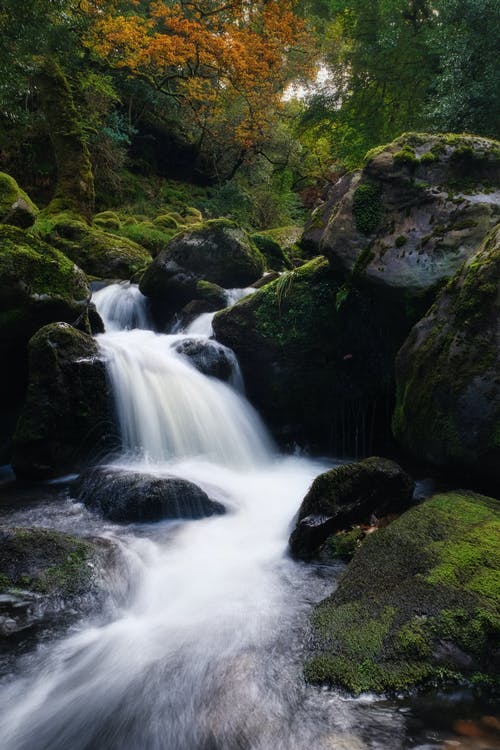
[
  {"left": 0, "top": 526, "right": 117, "bottom": 637},
  {"left": 393, "top": 223, "right": 500, "bottom": 483},
  {"left": 172, "top": 338, "right": 238, "bottom": 382},
  {"left": 289, "top": 457, "right": 414, "bottom": 557},
  {"left": 73, "top": 466, "right": 226, "bottom": 522},
  {"left": 140, "top": 219, "right": 264, "bottom": 323},
  {"left": 305, "top": 490, "right": 500, "bottom": 695},
  {"left": 12, "top": 323, "right": 116, "bottom": 479}
]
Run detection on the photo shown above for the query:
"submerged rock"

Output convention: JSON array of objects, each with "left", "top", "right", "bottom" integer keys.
[
  {"left": 309, "top": 133, "right": 500, "bottom": 301},
  {"left": 0, "top": 172, "right": 38, "bottom": 228},
  {"left": 393, "top": 223, "right": 500, "bottom": 483},
  {"left": 12, "top": 323, "right": 116, "bottom": 479},
  {"left": 0, "top": 526, "right": 118, "bottom": 637},
  {"left": 289, "top": 457, "right": 414, "bottom": 557},
  {"left": 305, "top": 491, "right": 500, "bottom": 695},
  {"left": 73, "top": 466, "right": 226, "bottom": 522},
  {"left": 140, "top": 219, "right": 264, "bottom": 323},
  {"left": 172, "top": 338, "right": 239, "bottom": 382}
]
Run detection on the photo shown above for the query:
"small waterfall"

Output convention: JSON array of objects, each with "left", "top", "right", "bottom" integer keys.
[
  {"left": 93, "top": 282, "right": 152, "bottom": 332},
  {"left": 185, "top": 312, "right": 216, "bottom": 336},
  {"left": 97, "top": 329, "right": 273, "bottom": 467}
]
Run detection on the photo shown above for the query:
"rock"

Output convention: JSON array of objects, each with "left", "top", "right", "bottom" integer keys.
[
  {"left": 0, "top": 172, "right": 38, "bottom": 228},
  {"left": 252, "top": 271, "right": 280, "bottom": 289},
  {"left": 305, "top": 491, "right": 500, "bottom": 695},
  {"left": 310, "top": 133, "right": 499, "bottom": 301},
  {"left": 251, "top": 233, "right": 291, "bottom": 271},
  {"left": 73, "top": 466, "right": 225, "bottom": 522},
  {"left": 140, "top": 219, "right": 265, "bottom": 318},
  {"left": 172, "top": 338, "right": 239, "bottom": 382},
  {"left": 393, "top": 223, "right": 500, "bottom": 483},
  {"left": 45, "top": 213, "right": 151, "bottom": 278},
  {"left": 289, "top": 457, "right": 415, "bottom": 557},
  {"left": 0, "top": 225, "right": 91, "bottom": 424},
  {"left": 0, "top": 527, "right": 118, "bottom": 636},
  {"left": 12, "top": 323, "right": 116, "bottom": 479},
  {"left": 214, "top": 258, "right": 403, "bottom": 454}
]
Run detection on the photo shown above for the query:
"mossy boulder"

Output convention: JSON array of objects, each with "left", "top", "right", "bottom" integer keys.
[
  {"left": 153, "top": 214, "right": 181, "bottom": 230},
  {"left": 309, "top": 133, "right": 499, "bottom": 302},
  {"left": 73, "top": 466, "right": 225, "bottom": 523},
  {"left": 0, "top": 172, "right": 38, "bottom": 228},
  {"left": 393, "top": 223, "right": 500, "bottom": 483},
  {"left": 93, "top": 211, "right": 122, "bottom": 230},
  {"left": 111, "top": 220, "right": 177, "bottom": 258},
  {"left": 0, "top": 527, "right": 117, "bottom": 636},
  {"left": 251, "top": 233, "right": 291, "bottom": 271},
  {"left": 172, "top": 338, "right": 239, "bottom": 382},
  {"left": 140, "top": 218, "right": 264, "bottom": 298},
  {"left": 45, "top": 214, "right": 151, "bottom": 278},
  {"left": 213, "top": 258, "right": 406, "bottom": 453},
  {"left": 12, "top": 323, "right": 117, "bottom": 479},
  {"left": 290, "top": 457, "right": 415, "bottom": 557},
  {"left": 305, "top": 491, "right": 500, "bottom": 695}
]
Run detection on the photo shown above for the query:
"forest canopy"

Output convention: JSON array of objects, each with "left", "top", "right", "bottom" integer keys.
[{"left": 0, "top": 0, "right": 499, "bottom": 225}]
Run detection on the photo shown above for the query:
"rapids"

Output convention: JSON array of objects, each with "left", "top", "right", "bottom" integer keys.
[{"left": 0, "top": 283, "right": 489, "bottom": 749}]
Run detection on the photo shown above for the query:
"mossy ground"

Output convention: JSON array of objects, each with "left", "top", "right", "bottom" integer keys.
[{"left": 305, "top": 491, "right": 500, "bottom": 696}]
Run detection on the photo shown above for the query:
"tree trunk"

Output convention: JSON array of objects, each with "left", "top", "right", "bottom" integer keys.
[{"left": 36, "top": 58, "right": 95, "bottom": 220}]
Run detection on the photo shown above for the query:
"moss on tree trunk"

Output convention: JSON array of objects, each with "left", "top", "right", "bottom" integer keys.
[{"left": 36, "top": 58, "right": 95, "bottom": 220}]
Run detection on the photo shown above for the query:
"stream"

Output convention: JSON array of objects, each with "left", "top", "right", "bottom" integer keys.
[{"left": 0, "top": 283, "right": 497, "bottom": 750}]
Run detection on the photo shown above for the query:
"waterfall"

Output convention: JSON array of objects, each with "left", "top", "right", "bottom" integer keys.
[{"left": 92, "top": 282, "right": 152, "bottom": 332}]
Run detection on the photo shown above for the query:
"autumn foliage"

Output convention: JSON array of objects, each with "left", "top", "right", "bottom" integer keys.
[{"left": 85, "top": 1, "right": 313, "bottom": 153}]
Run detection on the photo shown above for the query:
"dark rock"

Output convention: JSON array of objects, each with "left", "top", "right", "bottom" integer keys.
[
  {"left": 251, "top": 233, "right": 291, "bottom": 271},
  {"left": 393, "top": 222, "right": 500, "bottom": 483},
  {"left": 140, "top": 219, "right": 264, "bottom": 324},
  {"left": 12, "top": 323, "right": 117, "bottom": 479},
  {"left": 251, "top": 271, "right": 280, "bottom": 289},
  {"left": 172, "top": 338, "right": 238, "bottom": 382},
  {"left": 73, "top": 466, "right": 226, "bottom": 522},
  {"left": 289, "top": 457, "right": 414, "bottom": 557},
  {"left": 0, "top": 526, "right": 118, "bottom": 637},
  {"left": 214, "top": 258, "right": 405, "bottom": 454},
  {"left": 304, "top": 491, "right": 500, "bottom": 695}
]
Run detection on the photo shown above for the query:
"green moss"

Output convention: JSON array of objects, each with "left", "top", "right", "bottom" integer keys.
[
  {"left": 0, "top": 171, "right": 38, "bottom": 228},
  {"left": 325, "top": 528, "right": 364, "bottom": 560},
  {"left": 352, "top": 245, "right": 375, "bottom": 276},
  {"left": 420, "top": 152, "right": 439, "bottom": 164},
  {"left": 112, "top": 221, "right": 176, "bottom": 257},
  {"left": 153, "top": 214, "right": 180, "bottom": 230},
  {"left": 93, "top": 211, "right": 121, "bottom": 230},
  {"left": 305, "top": 491, "right": 500, "bottom": 695},
  {"left": 395, "top": 235, "right": 407, "bottom": 248},
  {"left": 353, "top": 182, "right": 382, "bottom": 235},
  {"left": 251, "top": 233, "right": 291, "bottom": 271},
  {"left": 393, "top": 147, "right": 419, "bottom": 168}
]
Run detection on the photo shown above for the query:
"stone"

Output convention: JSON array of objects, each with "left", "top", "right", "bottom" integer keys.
[{"left": 0, "top": 172, "right": 38, "bottom": 228}]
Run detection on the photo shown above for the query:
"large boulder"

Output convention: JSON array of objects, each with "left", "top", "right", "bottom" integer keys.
[
  {"left": 393, "top": 223, "right": 500, "bottom": 483},
  {"left": 73, "top": 466, "right": 225, "bottom": 522},
  {"left": 0, "top": 172, "right": 38, "bottom": 228},
  {"left": 12, "top": 323, "right": 116, "bottom": 479},
  {"left": 0, "top": 225, "right": 91, "bottom": 449},
  {"left": 305, "top": 491, "right": 500, "bottom": 695},
  {"left": 213, "top": 258, "right": 405, "bottom": 454},
  {"left": 0, "top": 527, "right": 118, "bottom": 637},
  {"left": 308, "top": 133, "right": 499, "bottom": 302},
  {"left": 289, "top": 457, "right": 415, "bottom": 557},
  {"left": 44, "top": 213, "right": 151, "bottom": 278},
  {"left": 140, "top": 219, "right": 265, "bottom": 321}
]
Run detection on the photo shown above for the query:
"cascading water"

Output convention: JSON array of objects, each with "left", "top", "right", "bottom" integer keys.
[{"left": 0, "top": 283, "right": 419, "bottom": 749}]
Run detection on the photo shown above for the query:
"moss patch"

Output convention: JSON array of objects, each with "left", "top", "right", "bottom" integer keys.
[
  {"left": 305, "top": 491, "right": 500, "bottom": 695},
  {"left": 353, "top": 182, "right": 382, "bottom": 235}
]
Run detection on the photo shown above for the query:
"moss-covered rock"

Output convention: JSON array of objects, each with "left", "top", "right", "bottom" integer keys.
[
  {"left": 140, "top": 219, "right": 264, "bottom": 326},
  {"left": 111, "top": 220, "right": 177, "bottom": 258},
  {"left": 251, "top": 233, "right": 291, "bottom": 271},
  {"left": 309, "top": 133, "right": 499, "bottom": 302},
  {"left": 0, "top": 172, "right": 38, "bottom": 228},
  {"left": 289, "top": 457, "right": 415, "bottom": 557},
  {"left": 44, "top": 215, "right": 151, "bottom": 279},
  {"left": 153, "top": 214, "right": 181, "bottom": 230},
  {"left": 93, "top": 211, "right": 122, "bottom": 230},
  {"left": 0, "top": 527, "right": 117, "bottom": 637},
  {"left": 305, "top": 491, "right": 500, "bottom": 696},
  {"left": 393, "top": 223, "right": 500, "bottom": 483},
  {"left": 213, "top": 258, "right": 406, "bottom": 453},
  {"left": 12, "top": 323, "right": 117, "bottom": 479}
]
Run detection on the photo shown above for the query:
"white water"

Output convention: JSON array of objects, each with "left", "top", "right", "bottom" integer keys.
[{"left": 0, "top": 283, "right": 404, "bottom": 750}]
